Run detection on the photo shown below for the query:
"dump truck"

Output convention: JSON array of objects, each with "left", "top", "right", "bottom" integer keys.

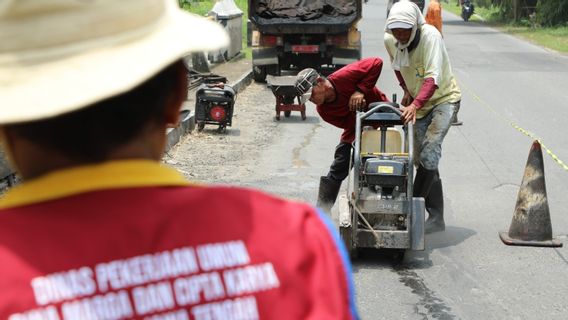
[{"left": 248, "top": 0, "right": 362, "bottom": 82}]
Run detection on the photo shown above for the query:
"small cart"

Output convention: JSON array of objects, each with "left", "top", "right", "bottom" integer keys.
[{"left": 266, "top": 75, "right": 307, "bottom": 121}]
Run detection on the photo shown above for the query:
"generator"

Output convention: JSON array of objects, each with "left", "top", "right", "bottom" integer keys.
[{"left": 195, "top": 83, "right": 236, "bottom": 133}]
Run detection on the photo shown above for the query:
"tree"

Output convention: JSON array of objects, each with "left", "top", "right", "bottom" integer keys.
[{"left": 537, "top": 0, "right": 568, "bottom": 26}]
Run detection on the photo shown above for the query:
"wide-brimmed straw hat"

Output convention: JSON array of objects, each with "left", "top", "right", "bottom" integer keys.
[{"left": 0, "top": 0, "right": 229, "bottom": 125}]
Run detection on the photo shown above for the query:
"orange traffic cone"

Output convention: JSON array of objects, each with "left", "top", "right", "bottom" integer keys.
[{"left": 499, "top": 141, "right": 562, "bottom": 247}]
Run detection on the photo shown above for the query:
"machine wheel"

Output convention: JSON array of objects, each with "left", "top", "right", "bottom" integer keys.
[
  {"left": 340, "top": 226, "right": 358, "bottom": 259},
  {"left": 275, "top": 115, "right": 281, "bottom": 121},
  {"left": 253, "top": 66, "right": 267, "bottom": 82},
  {"left": 284, "top": 110, "right": 292, "bottom": 117},
  {"left": 197, "top": 122, "right": 205, "bottom": 132},
  {"left": 217, "top": 125, "right": 226, "bottom": 133}
]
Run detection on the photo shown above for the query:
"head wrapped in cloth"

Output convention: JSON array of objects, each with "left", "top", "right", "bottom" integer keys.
[{"left": 385, "top": 0, "right": 425, "bottom": 70}]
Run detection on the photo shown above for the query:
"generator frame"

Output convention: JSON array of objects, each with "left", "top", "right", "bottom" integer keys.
[{"left": 195, "top": 84, "right": 236, "bottom": 133}]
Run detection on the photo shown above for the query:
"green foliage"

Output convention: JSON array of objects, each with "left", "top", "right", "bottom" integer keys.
[
  {"left": 179, "top": 0, "right": 216, "bottom": 16},
  {"left": 537, "top": 0, "right": 568, "bottom": 26},
  {"left": 480, "top": 0, "right": 539, "bottom": 23},
  {"left": 178, "top": 0, "right": 192, "bottom": 11},
  {"left": 494, "top": 0, "right": 515, "bottom": 21},
  {"left": 475, "top": 0, "right": 493, "bottom": 9},
  {"left": 483, "top": 0, "right": 568, "bottom": 26},
  {"left": 473, "top": 4, "right": 503, "bottom": 22}
]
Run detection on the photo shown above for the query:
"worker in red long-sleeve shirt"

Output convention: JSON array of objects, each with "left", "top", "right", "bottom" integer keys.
[{"left": 295, "top": 58, "right": 389, "bottom": 213}]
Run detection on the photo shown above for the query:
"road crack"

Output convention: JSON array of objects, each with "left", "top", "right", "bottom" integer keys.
[
  {"left": 292, "top": 123, "right": 321, "bottom": 168},
  {"left": 394, "top": 266, "right": 456, "bottom": 320}
]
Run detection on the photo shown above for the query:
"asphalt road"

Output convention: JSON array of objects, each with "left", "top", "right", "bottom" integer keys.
[
  {"left": 354, "top": 1, "right": 568, "bottom": 319},
  {"left": 174, "top": 1, "right": 568, "bottom": 318}
]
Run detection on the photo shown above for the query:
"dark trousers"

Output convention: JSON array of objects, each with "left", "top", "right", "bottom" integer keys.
[{"left": 327, "top": 142, "right": 353, "bottom": 182}]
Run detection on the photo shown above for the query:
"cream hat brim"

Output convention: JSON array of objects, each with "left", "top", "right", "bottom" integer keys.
[
  {"left": 387, "top": 21, "right": 413, "bottom": 29},
  {"left": 0, "top": 1, "right": 229, "bottom": 124}
]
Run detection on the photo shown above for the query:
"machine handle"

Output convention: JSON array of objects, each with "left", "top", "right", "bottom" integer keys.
[{"left": 359, "top": 102, "right": 401, "bottom": 120}]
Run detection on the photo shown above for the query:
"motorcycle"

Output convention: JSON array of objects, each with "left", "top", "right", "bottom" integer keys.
[{"left": 461, "top": 0, "right": 474, "bottom": 22}]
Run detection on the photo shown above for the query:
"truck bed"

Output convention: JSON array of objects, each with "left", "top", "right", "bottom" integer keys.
[{"left": 250, "top": 0, "right": 361, "bottom": 34}]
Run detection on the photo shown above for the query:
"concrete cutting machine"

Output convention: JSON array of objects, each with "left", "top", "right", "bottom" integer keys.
[{"left": 337, "top": 102, "right": 425, "bottom": 258}]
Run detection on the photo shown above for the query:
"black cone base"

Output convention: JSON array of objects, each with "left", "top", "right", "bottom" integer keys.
[{"left": 499, "top": 231, "right": 562, "bottom": 248}]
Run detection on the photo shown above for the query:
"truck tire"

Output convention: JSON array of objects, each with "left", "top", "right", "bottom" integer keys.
[
  {"left": 253, "top": 66, "right": 267, "bottom": 83},
  {"left": 253, "top": 64, "right": 280, "bottom": 83},
  {"left": 266, "top": 64, "right": 280, "bottom": 76}
]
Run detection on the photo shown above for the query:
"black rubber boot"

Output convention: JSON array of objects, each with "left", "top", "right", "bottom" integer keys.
[
  {"left": 413, "top": 166, "right": 439, "bottom": 198},
  {"left": 316, "top": 176, "right": 342, "bottom": 214},
  {"left": 451, "top": 114, "right": 463, "bottom": 126},
  {"left": 451, "top": 103, "right": 463, "bottom": 126},
  {"left": 425, "top": 178, "right": 445, "bottom": 234}
]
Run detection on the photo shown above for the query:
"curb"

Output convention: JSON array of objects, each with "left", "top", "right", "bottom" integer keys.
[
  {"left": 164, "top": 68, "right": 253, "bottom": 153},
  {"left": 165, "top": 109, "right": 193, "bottom": 152},
  {"left": 229, "top": 68, "right": 254, "bottom": 96}
]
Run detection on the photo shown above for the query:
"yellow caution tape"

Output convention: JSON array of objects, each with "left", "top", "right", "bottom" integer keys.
[{"left": 460, "top": 82, "right": 568, "bottom": 172}]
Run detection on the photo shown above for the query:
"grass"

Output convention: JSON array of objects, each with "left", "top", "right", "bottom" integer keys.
[
  {"left": 441, "top": 1, "right": 568, "bottom": 53},
  {"left": 503, "top": 26, "right": 568, "bottom": 53},
  {"left": 180, "top": 0, "right": 251, "bottom": 59}
]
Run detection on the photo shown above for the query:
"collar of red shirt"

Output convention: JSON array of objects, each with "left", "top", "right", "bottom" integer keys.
[{"left": 0, "top": 160, "right": 193, "bottom": 209}]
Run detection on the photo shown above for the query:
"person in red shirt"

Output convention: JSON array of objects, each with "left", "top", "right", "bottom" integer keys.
[
  {"left": 295, "top": 58, "right": 389, "bottom": 213},
  {"left": 0, "top": 1, "right": 358, "bottom": 319}
]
